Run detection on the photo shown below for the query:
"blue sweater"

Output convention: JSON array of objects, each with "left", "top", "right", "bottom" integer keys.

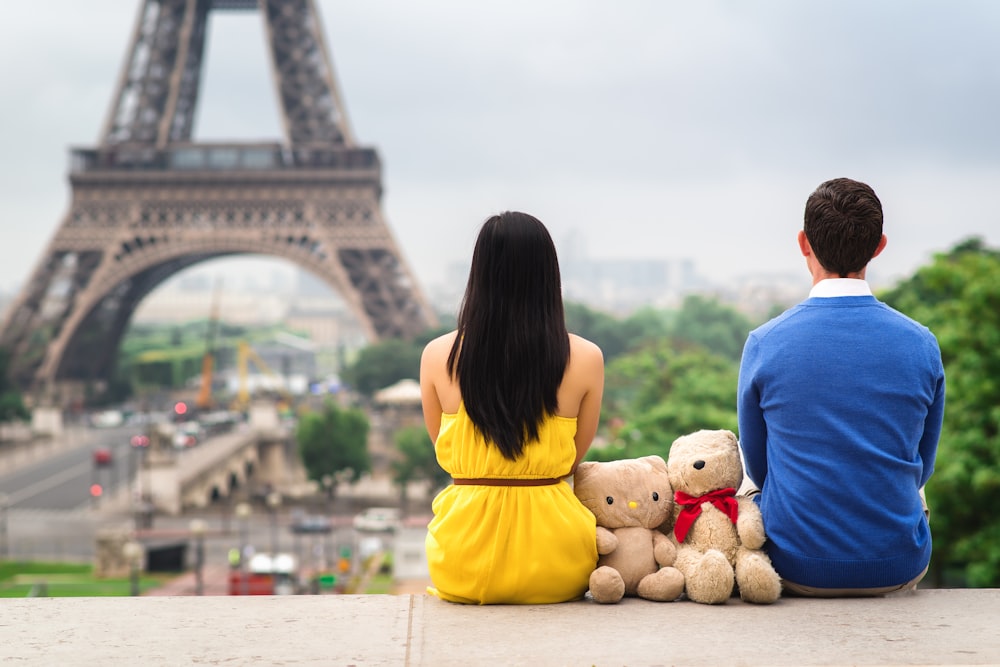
[{"left": 737, "top": 296, "right": 945, "bottom": 588}]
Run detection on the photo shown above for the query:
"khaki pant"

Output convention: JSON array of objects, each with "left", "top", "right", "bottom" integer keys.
[
  {"left": 782, "top": 565, "right": 928, "bottom": 598},
  {"left": 740, "top": 486, "right": 930, "bottom": 598}
]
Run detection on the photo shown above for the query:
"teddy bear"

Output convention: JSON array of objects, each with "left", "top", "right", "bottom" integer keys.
[
  {"left": 665, "top": 429, "right": 782, "bottom": 604},
  {"left": 573, "top": 455, "right": 685, "bottom": 603}
]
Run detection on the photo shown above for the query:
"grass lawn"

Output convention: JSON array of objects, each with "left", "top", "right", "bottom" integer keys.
[
  {"left": 0, "top": 560, "right": 172, "bottom": 598},
  {"left": 363, "top": 573, "right": 394, "bottom": 594}
]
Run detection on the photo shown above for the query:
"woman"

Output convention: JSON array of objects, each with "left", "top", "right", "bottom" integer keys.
[{"left": 420, "top": 211, "right": 605, "bottom": 604}]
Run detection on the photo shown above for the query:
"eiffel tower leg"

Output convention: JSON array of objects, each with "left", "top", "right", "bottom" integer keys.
[{"left": 0, "top": 0, "right": 438, "bottom": 403}]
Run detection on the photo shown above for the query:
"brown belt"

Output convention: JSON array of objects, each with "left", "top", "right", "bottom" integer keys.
[{"left": 452, "top": 477, "right": 562, "bottom": 487}]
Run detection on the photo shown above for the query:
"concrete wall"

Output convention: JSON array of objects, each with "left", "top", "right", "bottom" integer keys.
[{"left": 1, "top": 590, "right": 998, "bottom": 665}]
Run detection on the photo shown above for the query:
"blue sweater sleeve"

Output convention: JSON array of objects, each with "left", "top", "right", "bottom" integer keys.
[
  {"left": 919, "top": 354, "right": 946, "bottom": 488},
  {"left": 737, "top": 334, "right": 767, "bottom": 487}
]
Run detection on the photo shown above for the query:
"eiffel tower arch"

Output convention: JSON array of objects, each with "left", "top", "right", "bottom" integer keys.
[{"left": 0, "top": 0, "right": 437, "bottom": 402}]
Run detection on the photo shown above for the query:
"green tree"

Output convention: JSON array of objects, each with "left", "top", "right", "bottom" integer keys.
[
  {"left": 342, "top": 339, "right": 422, "bottom": 397},
  {"left": 0, "top": 347, "right": 29, "bottom": 422},
  {"left": 392, "top": 425, "right": 450, "bottom": 502},
  {"left": 666, "top": 294, "right": 755, "bottom": 363},
  {"left": 564, "top": 302, "right": 626, "bottom": 359},
  {"left": 565, "top": 302, "right": 670, "bottom": 362},
  {"left": 594, "top": 340, "right": 739, "bottom": 462},
  {"left": 880, "top": 237, "right": 1000, "bottom": 587},
  {"left": 296, "top": 399, "right": 371, "bottom": 495}
]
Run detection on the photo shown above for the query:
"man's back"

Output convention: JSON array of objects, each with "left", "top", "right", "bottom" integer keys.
[{"left": 737, "top": 294, "right": 945, "bottom": 589}]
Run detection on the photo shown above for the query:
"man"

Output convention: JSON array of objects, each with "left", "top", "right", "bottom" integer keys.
[{"left": 737, "top": 177, "right": 945, "bottom": 596}]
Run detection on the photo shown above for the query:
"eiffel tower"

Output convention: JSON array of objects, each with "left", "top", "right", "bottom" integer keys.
[{"left": 0, "top": 0, "right": 437, "bottom": 402}]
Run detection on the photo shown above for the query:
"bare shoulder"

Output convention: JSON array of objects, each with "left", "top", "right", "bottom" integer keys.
[
  {"left": 558, "top": 333, "right": 604, "bottom": 419},
  {"left": 566, "top": 333, "right": 604, "bottom": 382},
  {"left": 421, "top": 330, "right": 461, "bottom": 415},
  {"left": 568, "top": 333, "right": 604, "bottom": 364},
  {"left": 422, "top": 330, "right": 459, "bottom": 361}
]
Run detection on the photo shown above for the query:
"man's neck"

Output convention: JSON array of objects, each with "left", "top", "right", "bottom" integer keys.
[
  {"left": 809, "top": 278, "right": 873, "bottom": 298},
  {"left": 810, "top": 267, "right": 867, "bottom": 286}
]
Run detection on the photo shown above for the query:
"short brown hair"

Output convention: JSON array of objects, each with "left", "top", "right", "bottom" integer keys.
[{"left": 804, "top": 178, "right": 883, "bottom": 277}]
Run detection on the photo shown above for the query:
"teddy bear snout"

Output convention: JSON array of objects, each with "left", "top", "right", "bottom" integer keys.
[
  {"left": 628, "top": 501, "right": 637, "bottom": 510},
  {"left": 693, "top": 460, "right": 706, "bottom": 470}
]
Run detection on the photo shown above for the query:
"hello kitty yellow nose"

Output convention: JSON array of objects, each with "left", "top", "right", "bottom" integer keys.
[{"left": 628, "top": 501, "right": 637, "bottom": 510}]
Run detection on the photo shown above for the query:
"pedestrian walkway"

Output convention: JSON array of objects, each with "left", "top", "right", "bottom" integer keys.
[
  {"left": 145, "top": 558, "right": 430, "bottom": 597},
  {"left": 145, "top": 563, "right": 232, "bottom": 596},
  {"left": 393, "top": 578, "right": 433, "bottom": 595}
]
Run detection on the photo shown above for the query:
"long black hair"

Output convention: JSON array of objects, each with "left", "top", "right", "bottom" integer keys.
[{"left": 447, "top": 211, "right": 570, "bottom": 460}]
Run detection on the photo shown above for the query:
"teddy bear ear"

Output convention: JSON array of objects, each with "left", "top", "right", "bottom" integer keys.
[
  {"left": 638, "top": 455, "right": 667, "bottom": 473},
  {"left": 575, "top": 461, "right": 595, "bottom": 480}
]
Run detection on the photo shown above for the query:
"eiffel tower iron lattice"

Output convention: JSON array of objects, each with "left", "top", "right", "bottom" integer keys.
[{"left": 0, "top": 0, "right": 437, "bottom": 400}]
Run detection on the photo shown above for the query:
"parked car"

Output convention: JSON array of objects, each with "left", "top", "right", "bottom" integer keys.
[
  {"left": 173, "top": 421, "right": 201, "bottom": 448},
  {"left": 353, "top": 507, "right": 400, "bottom": 533},
  {"left": 290, "top": 514, "right": 333, "bottom": 535},
  {"left": 91, "top": 410, "right": 124, "bottom": 428},
  {"left": 93, "top": 447, "right": 114, "bottom": 467}
]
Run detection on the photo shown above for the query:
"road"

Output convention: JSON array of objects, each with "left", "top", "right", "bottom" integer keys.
[
  {"left": 0, "top": 424, "right": 138, "bottom": 511},
  {"left": 0, "top": 423, "right": 404, "bottom": 571}
]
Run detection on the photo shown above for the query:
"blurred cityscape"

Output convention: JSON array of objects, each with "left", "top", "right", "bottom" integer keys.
[
  {"left": 0, "top": 241, "right": 817, "bottom": 338},
  {"left": 0, "top": 224, "right": 911, "bottom": 600},
  {"left": 0, "top": 229, "right": 971, "bottom": 600}
]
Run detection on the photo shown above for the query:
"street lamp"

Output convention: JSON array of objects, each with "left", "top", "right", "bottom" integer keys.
[
  {"left": 128, "top": 435, "right": 152, "bottom": 530},
  {"left": 235, "top": 502, "right": 251, "bottom": 595},
  {"left": 319, "top": 475, "right": 334, "bottom": 568},
  {"left": 0, "top": 493, "right": 9, "bottom": 559},
  {"left": 189, "top": 519, "right": 207, "bottom": 596},
  {"left": 122, "top": 541, "right": 143, "bottom": 597},
  {"left": 321, "top": 474, "right": 333, "bottom": 507},
  {"left": 266, "top": 491, "right": 281, "bottom": 557},
  {"left": 334, "top": 467, "right": 354, "bottom": 516}
]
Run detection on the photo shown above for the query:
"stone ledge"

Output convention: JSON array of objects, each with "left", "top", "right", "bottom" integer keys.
[{"left": 1, "top": 589, "right": 997, "bottom": 666}]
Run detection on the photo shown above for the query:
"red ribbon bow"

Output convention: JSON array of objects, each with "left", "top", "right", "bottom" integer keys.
[{"left": 673, "top": 487, "right": 739, "bottom": 543}]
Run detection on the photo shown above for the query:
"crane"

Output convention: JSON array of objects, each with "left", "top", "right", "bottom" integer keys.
[
  {"left": 232, "top": 339, "right": 293, "bottom": 413},
  {"left": 195, "top": 279, "right": 223, "bottom": 411}
]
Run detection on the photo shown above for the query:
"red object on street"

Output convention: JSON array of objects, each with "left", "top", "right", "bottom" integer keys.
[
  {"left": 93, "top": 448, "right": 113, "bottom": 466},
  {"left": 228, "top": 572, "right": 274, "bottom": 595}
]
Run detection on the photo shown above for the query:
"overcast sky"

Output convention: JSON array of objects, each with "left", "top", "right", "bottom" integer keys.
[{"left": 1, "top": 1, "right": 999, "bottom": 300}]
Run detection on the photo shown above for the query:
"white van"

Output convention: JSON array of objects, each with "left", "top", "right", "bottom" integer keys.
[{"left": 353, "top": 507, "right": 400, "bottom": 533}]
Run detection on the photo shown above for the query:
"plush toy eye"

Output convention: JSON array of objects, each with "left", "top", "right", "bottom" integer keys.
[
  {"left": 605, "top": 496, "right": 614, "bottom": 505},
  {"left": 652, "top": 492, "right": 659, "bottom": 501}
]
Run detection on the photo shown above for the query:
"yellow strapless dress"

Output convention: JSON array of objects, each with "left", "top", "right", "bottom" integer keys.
[{"left": 425, "top": 403, "right": 597, "bottom": 604}]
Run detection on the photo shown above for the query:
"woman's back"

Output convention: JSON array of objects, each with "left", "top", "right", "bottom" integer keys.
[
  {"left": 418, "top": 211, "right": 604, "bottom": 604},
  {"left": 420, "top": 331, "right": 604, "bottom": 472}
]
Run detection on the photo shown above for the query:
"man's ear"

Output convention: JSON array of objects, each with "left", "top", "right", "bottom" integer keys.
[
  {"left": 797, "top": 230, "right": 811, "bottom": 257},
  {"left": 872, "top": 234, "right": 888, "bottom": 259}
]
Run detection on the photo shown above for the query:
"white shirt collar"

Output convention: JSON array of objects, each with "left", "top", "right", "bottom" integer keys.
[{"left": 809, "top": 278, "right": 873, "bottom": 298}]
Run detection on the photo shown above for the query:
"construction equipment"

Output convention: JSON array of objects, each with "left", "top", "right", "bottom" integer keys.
[
  {"left": 232, "top": 340, "right": 293, "bottom": 412},
  {"left": 195, "top": 280, "right": 223, "bottom": 411}
]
